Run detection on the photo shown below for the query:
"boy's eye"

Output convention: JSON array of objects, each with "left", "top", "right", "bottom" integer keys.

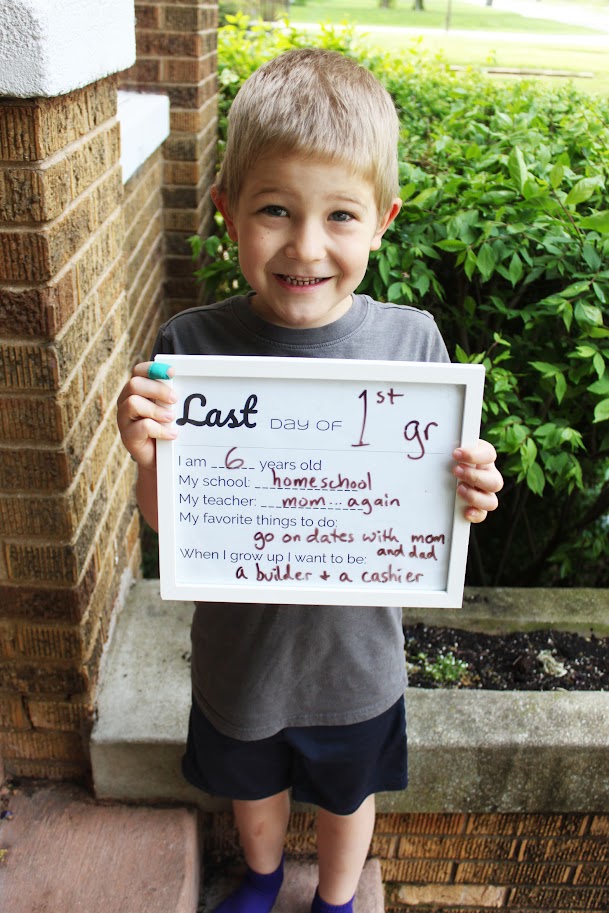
[
  {"left": 329, "top": 211, "right": 355, "bottom": 222},
  {"left": 260, "top": 205, "right": 287, "bottom": 217}
]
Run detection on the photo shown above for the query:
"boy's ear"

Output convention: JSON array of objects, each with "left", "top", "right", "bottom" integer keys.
[
  {"left": 370, "top": 198, "right": 402, "bottom": 251},
  {"left": 210, "top": 186, "right": 239, "bottom": 242}
]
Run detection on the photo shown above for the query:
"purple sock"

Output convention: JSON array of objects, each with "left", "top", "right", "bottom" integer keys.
[
  {"left": 310, "top": 888, "right": 355, "bottom": 913},
  {"left": 212, "top": 857, "right": 284, "bottom": 913}
]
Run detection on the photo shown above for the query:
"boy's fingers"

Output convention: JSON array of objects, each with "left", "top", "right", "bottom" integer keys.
[
  {"left": 118, "top": 393, "right": 175, "bottom": 427},
  {"left": 454, "top": 440, "right": 497, "bottom": 466},
  {"left": 464, "top": 506, "right": 488, "bottom": 525},
  {"left": 132, "top": 361, "right": 175, "bottom": 380},
  {"left": 453, "top": 462, "right": 503, "bottom": 494},
  {"left": 125, "top": 417, "right": 177, "bottom": 445},
  {"left": 117, "top": 375, "right": 177, "bottom": 408},
  {"left": 456, "top": 482, "right": 499, "bottom": 515}
]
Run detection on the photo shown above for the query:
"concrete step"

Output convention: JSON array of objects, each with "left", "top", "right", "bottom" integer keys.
[
  {"left": 202, "top": 858, "right": 385, "bottom": 913},
  {"left": 0, "top": 783, "right": 200, "bottom": 913}
]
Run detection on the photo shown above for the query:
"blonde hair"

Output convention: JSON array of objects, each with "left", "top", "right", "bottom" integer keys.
[{"left": 215, "top": 48, "right": 400, "bottom": 215}]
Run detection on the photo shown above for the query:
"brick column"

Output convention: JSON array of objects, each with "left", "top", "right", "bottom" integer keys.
[
  {"left": 120, "top": 0, "right": 219, "bottom": 314},
  {"left": 0, "top": 81, "right": 139, "bottom": 780}
]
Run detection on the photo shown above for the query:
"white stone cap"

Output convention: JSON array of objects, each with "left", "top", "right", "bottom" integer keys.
[
  {"left": 118, "top": 91, "right": 171, "bottom": 183},
  {"left": 0, "top": 0, "right": 136, "bottom": 97}
]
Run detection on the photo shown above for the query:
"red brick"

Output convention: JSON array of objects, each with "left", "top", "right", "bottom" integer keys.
[
  {"left": 398, "top": 835, "right": 517, "bottom": 860},
  {"left": 137, "top": 31, "right": 204, "bottom": 58},
  {"left": 376, "top": 812, "right": 466, "bottom": 836},
  {"left": 508, "top": 885, "right": 609, "bottom": 907},
  {"left": 0, "top": 560, "right": 96, "bottom": 622},
  {"left": 0, "top": 693, "right": 30, "bottom": 729},
  {"left": 381, "top": 858, "right": 453, "bottom": 883},
  {"left": 456, "top": 860, "right": 571, "bottom": 885},
  {"left": 1, "top": 729, "right": 86, "bottom": 762},
  {"left": 573, "top": 863, "right": 609, "bottom": 886},
  {"left": 590, "top": 816, "right": 609, "bottom": 836},
  {"left": 520, "top": 837, "right": 609, "bottom": 863}
]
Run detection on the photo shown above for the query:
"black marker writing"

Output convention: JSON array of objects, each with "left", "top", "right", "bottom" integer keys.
[{"left": 177, "top": 393, "right": 258, "bottom": 429}]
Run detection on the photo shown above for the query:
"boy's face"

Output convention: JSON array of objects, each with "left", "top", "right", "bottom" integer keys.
[{"left": 212, "top": 155, "right": 401, "bottom": 329}]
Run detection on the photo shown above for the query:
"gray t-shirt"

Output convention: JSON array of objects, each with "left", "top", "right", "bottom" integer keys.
[{"left": 152, "top": 293, "right": 450, "bottom": 739}]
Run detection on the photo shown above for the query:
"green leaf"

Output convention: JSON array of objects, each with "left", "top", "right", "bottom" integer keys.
[
  {"left": 565, "top": 176, "right": 604, "bottom": 206},
  {"left": 530, "top": 361, "right": 560, "bottom": 377},
  {"left": 508, "top": 147, "right": 528, "bottom": 193},
  {"left": 387, "top": 281, "right": 406, "bottom": 301},
  {"left": 575, "top": 301, "right": 603, "bottom": 326},
  {"left": 436, "top": 239, "right": 467, "bottom": 252},
  {"left": 508, "top": 253, "right": 523, "bottom": 286},
  {"left": 526, "top": 462, "right": 545, "bottom": 495},
  {"left": 407, "top": 187, "right": 437, "bottom": 208},
  {"left": 379, "top": 256, "right": 391, "bottom": 286},
  {"left": 583, "top": 244, "right": 602, "bottom": 271},
  {"left": 400, "top": 182, "right": 416, "bottom": 202},
  {"left": 593, "top": 398, "right": 609, "bottom": 423},
  {"left": 555, "top": 373, "right": 566, "bottom": 404},
  {"left": 579, "top": 210, "right": 609, "bottom": 233},
  {"left": 588, "top": 376, "right": 609, "bottom": 395},
  {"left": 561, "top": 281, "right": 590, "bottom": 299},
  {"left": 464, "top": 249, "right": 477, "bottom": 281},
  {"left": 477, "top": 243, "right": 496, "bottom": 282},
  {"left": 549, "top": 163, "right": 564, "bottom": 189},
  {"left": 593, "top": 352, "right": 606, "bottom": 379}
]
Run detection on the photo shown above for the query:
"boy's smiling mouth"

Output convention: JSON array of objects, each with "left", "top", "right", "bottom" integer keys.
[{"left": 276, "top": 274, "right": 329, "bottom": 287}]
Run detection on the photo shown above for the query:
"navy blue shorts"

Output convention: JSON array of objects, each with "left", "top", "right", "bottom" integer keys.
[{"left": 182, "top": 696, "right": 408, "bottom": 816}]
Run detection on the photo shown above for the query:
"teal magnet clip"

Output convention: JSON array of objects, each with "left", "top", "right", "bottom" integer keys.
[{"left": 148, "top": 363, "right": 172, "bottom": 380}]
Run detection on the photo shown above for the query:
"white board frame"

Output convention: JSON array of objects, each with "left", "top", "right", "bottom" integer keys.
[{"left": 156, "top": 355, "right": 485, "bottom": 607}]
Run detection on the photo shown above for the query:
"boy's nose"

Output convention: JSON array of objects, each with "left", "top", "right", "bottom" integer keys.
[{"left": 285, "top": 221, "right": 325, "bottom": 262}]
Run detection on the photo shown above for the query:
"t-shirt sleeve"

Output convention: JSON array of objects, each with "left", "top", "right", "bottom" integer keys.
[
  {"left": 150, "top": 325, "right": 173, "bottom": 359},
  {"left": 428, "top": 321, "right": 451, "bottom": 364}
]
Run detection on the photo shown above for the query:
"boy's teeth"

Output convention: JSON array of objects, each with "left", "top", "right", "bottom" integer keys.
[{"left": 281, "top": 275, "right": 324, "bottom": 286}]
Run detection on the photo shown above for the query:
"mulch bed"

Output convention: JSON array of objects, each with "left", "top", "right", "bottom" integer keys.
[{"left": 404, "top": 624, "right": 609, "bottom": 690}]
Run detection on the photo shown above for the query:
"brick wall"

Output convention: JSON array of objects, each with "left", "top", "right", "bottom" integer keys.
[
  {"left": 0, "top": 0, "right": 219, "bottom": 782},
  {"left": 121, "top": 0, "right": 219, "bottom": 315},
  {"left": 0, "top": 79, "right": 140, "bottom": 780},
  {"left": 202, "top": 811, "right": 609, "bottom": 911}
]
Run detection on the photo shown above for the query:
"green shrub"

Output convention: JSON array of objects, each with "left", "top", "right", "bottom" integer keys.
[{"left": 192, "top": 17, "right": 609, "bottom": 586}]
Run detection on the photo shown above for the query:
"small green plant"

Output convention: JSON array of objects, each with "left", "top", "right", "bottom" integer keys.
[{"left": 410, "top": 650, "right": 471, "bottom": 686}]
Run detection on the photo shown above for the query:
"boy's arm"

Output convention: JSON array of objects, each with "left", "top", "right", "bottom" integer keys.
[
  {"left": 453, "top": 440, "right": 503, "bottom": 524},
  {"left": 117, "top": 362, "right": 177, "bottom": 532}
]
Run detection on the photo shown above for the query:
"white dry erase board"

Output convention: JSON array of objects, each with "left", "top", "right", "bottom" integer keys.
[{"left": 155, "top": 355, "right": 485, "bottom": 607}]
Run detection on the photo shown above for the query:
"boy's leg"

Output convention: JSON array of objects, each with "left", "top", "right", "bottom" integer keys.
[
  {"left": 315, "top": 794, "right": 376, "bottom": 906},
  {"left": 233, "top": 790, "right": 291, "bottom": 872},
  {"left": 209, "top": 792, "right": 289, "bottom": 913}
]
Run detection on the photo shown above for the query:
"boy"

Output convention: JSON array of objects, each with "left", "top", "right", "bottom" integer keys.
[{"left": 117, "top": 49, "right": 502, "bottom": 913}]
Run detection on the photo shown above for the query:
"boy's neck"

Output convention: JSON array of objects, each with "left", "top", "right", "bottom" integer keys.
[{"left": 248, "top": 292, "right": 355, "bottom": 331}]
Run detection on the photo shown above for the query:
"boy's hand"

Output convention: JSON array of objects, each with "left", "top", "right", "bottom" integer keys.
[
  {"left": 117, "top": 362, "right": 178, "bottom": 470},
  {"left": 452, "top": 440, "right": 503, "bottom": 524}
]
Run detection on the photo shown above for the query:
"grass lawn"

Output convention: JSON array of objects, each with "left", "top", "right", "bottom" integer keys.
[
  {"left": 288, "top": 0, "right": 600, "bottom": 34},
  {"left": 282, "top": 0, "right": 609, "bottom": 94},
  {"left": 350, "top": 28, "right": 609, "bottom": 93}
]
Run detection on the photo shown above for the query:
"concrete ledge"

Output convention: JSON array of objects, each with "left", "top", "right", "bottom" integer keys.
[
  {"left": 92, "top": 580, "right": 609, "bottom": 812},
  {"left": 404, "top": 586, "right": 609, "bottom": 636},
  {"left": 0, "top": 0, "right": 135, "bottom": 97}
]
